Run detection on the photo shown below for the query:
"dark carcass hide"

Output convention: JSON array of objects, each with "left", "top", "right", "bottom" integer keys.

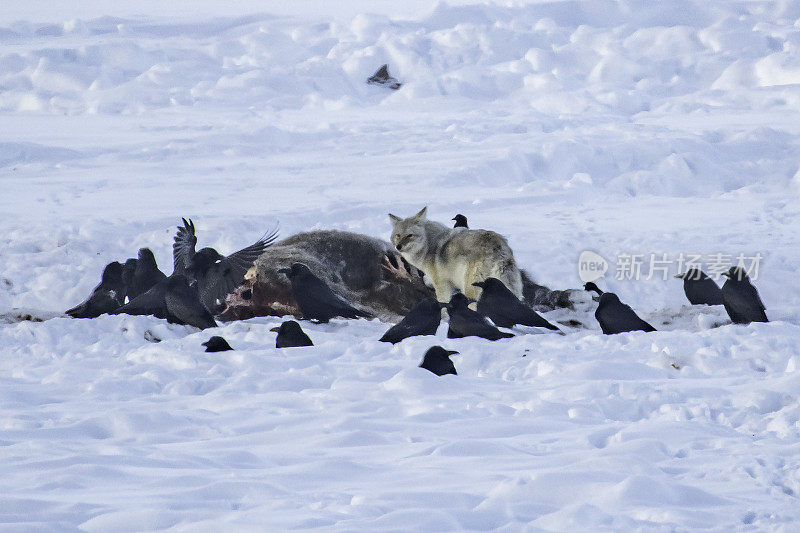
[
  {"left": 220, "top": 230, "right": 577, "bottom": 322},
  {"left": 220, "top": 230, "right": 432, "bottom": 322}
]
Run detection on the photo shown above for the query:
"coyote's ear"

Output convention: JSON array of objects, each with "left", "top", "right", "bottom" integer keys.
[
  {"left": 389, "top": 213, "right": 402, "bottom": 224},
  {"left": 411, "top": 206, "right": 427, "bottom": 221}
]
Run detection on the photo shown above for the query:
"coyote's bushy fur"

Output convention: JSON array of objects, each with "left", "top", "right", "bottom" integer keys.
[{"left": 389, "top": 207, "right": 523, "bottom": 302}]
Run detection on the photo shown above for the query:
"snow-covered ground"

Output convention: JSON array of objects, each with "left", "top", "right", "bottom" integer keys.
[{"left": 3, "top": 0, "right": 800, "bottom": 529}]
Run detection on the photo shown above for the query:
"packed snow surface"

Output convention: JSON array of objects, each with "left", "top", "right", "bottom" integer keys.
[{"left": 3, "top": 0, "right": 800, "bottom": 529}]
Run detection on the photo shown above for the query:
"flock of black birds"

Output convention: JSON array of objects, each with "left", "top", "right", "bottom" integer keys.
[
  {"left": 67, "top": 218, "right": 278, "bottom": 330},
  {"left": 66, "top": 215, "right": 770, "bottom": 377},
  {"left": 583, "top": 265, "right": 767, "bottom": 335}
]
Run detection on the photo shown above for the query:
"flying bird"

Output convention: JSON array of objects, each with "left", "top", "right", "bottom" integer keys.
[
  {"left": 202, "top": 336, "right": 233, "bottom": 352},
  {"left": 674, "top": 268, "right": 724, "bottom": 305},
  {"left": 445, "top": 292, "right": 514, "bottom": 341},
  {"left": 173, "top": 218, "right": 279, "bottom": 314},
  {"left": 379, "top": 297, "right": 441, "bottom": 344},
  {"left": 583, "top": 283, "right": 656, "bottom": 334},
  {"left": 66, "top": 261, "right": 126, "bottom": 318},
  {"left": 419, "top": 346, "right": 458, "bottom": 376},
  {"left": 164, "top": 275, "right": 217, "bottom": 329},
  {"left": 279, "top": 262, "right": 370, "bottom": 323},
  {"left": 452, "top": 214, "right": 468, "bottom": 228},
  {"left": 721, "top": 267, "right": 768, "bottom": 324},
  {"left": 271, "top": 320, "right": 314, "bottom": 348},
  {"left": 473, "top": 277, "right": 559, "bottom": 330}
]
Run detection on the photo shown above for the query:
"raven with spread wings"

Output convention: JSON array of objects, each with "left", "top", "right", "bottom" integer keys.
[{"left": 173, "top": 218, "right": 279, "bottom": 314}]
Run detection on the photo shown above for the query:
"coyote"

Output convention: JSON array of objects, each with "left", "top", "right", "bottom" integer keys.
[{"left": 389, "top": 207, "right": 523, "bottom": 302}]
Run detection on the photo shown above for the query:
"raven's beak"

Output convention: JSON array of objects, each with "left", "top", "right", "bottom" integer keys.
[
  {"left": 472, "top": 281, "right": 484, "bottom": 288},
  {"left": 673, "top": 273, "right": 684, "bottom": 279},
  {"left": 447, "top": 350, "right": 460, "bottom": 356},
  {"left": 270, "top": 327, "right": 280, "bottom": 332}
]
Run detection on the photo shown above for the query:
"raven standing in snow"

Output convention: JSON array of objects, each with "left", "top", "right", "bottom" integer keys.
[
  {"left": 473, "top": 277, "right": 559, "bottom": 330},
  {"left": 65, "top": 261, "right": 126, "bottom": 318},
  {"left": 674, "top": 268, "right": 724, "bottom": 305},
  {"left": 379, "top": 297, "right": 441, "bottom": 344},
  {"left": 445, "top": 292, "right": 514, "bottom": 341},
  {"left": 202, "top": 336, "right": 233, "bottom": 352},
  {"left": 584, "top": 282, "right": 656, "bottom": 334},
  {"left": 721, "top": 267, "right": 768, "bottom": 324},
  {"left": 271, "top": 320, "right": 314, "bottom": 348},
  {"left": 419, "top": 346, "right": 459, "bottom": 376},
  {"left": 279, "top": 262, "right": 370, "bottom": 323}
]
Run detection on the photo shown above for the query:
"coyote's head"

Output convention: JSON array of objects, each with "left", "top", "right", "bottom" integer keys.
[{"left": 388, "top": 207, "right": 429, "bottom": 257}]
